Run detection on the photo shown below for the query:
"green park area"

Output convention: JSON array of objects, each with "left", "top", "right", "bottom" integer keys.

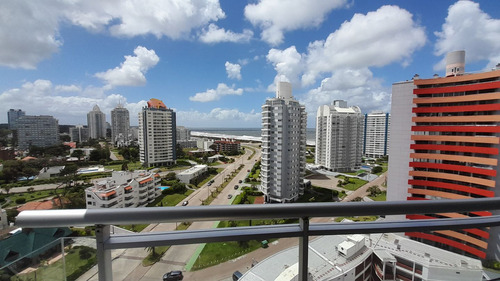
[
  {"left": 335, "top": 175, "right": 367, "bottom": 191},
  {"left": 1, "top": 188, "right": 64, "bottom": 208},
  {"left": 9, "top": 246, "right": 96, "bottom": 281}
]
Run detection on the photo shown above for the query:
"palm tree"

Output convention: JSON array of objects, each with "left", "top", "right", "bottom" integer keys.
[{"left": 145, "top": 246, "right": 158, "bottom": 258}]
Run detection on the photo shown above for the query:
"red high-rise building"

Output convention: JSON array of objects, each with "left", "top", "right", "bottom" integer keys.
[{"left": 388, "top": 51, "right": 500, "bottom": 260}]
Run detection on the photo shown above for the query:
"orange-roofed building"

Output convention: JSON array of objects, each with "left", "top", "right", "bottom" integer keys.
[
  {"left": 138, "top": 98, "right": 177, "bottom": 167},
  {"left": 147, "top": 98, "right": 167, "bottom": 109},
  {"left": 85, "top": 170, "right": 161, "bottom": 209},
  {"left": 17, "top": 199, "right": 67, "bottom": 212}
]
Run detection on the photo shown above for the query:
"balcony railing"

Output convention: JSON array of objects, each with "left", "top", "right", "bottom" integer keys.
[{"left": 15, "top": 198, "right": 500, "bottom": 281}]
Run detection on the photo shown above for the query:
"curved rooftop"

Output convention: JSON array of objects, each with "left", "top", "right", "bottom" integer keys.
[{"left": 147, "top": 98, "right": 167, "bottom": 109}]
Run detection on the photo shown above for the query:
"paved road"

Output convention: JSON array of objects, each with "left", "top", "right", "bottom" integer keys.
[
  {"left": 76, "top": 144, "right": 261, "bottom": 281},
  {"left": 77, "top": 146, "right": 386, "bottom": 281},
  {"left": 127, "top": 145, "right": 260, "bottom": 281}
]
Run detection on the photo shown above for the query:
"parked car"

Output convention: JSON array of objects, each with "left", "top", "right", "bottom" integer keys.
[
  {"left": 227, "top": 194, "right": 233, "bottom": 199},
  {"left": 182, "top": 201, "right": 188, "bottom": 206},
  {"left": 163, "top": 270, "right": 183, "bottom": 281},
  {"left": 232, "top": 271, "right": 243, "bottom": 281},
  {"left": 234, "top": 185, "right": 239, "bottom": 190}
]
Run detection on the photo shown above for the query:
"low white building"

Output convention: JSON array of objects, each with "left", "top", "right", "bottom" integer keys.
[
  {"left": 85, "top": 170, "right": 161, "bottom": 209},
  {"left": 37, "top": 166, "right": 65, "bottom": 179},
  {"left": 177, "top": 165, "right": 208, "bottom": 184},
  {"left": 240, "top": 233, "right": 483, "bottom": 281}
]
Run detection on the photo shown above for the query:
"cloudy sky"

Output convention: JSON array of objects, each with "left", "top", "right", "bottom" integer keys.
[{"left": 0, "top": 0, "right": 499, "bottom": 128}]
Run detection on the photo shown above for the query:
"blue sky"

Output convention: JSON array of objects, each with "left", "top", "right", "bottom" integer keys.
[{"left": 0, "top": 0, "right": 499, "bottom": 128}]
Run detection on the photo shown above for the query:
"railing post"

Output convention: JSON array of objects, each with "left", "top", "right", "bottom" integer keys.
[
  {"left": 95, "top": 225, "right": 112, "bottom": 281},
  {"left": 298, "top": 217, "right": 309, "bottom": 281}
]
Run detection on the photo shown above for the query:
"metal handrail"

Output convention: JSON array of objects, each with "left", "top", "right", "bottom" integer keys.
[
  {"left": 15, "top": 197, "right": 500, "bottom": 227},
  {"left": 14, "top": 198, "right": 500, "bottom": 281}
]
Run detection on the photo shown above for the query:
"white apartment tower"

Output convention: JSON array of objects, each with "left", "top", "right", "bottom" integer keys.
[
  {"left": 316, "top": 100, "right": 364, "bottom": 172},
  {"left": 363, "top": 111, "right": 390, "bottom": 158},
  {"left": 176, "top": 126, "right": 191, "bottom": 141},
  {"left": 87, "top": 105, "right": 107, "bottom": 139},
  {"left": 138, "top": 98, "right": 177, "bottom": 167},
  {"left": 111, "top": 104, "right": 130, "bottom": 147},
  {"left": 260, "top": 81, "right": 307, "bottom": 203}
]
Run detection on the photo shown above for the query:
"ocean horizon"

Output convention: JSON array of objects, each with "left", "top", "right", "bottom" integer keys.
[{"left": 189, "top": 127, "right": 316, "bottom": 142}]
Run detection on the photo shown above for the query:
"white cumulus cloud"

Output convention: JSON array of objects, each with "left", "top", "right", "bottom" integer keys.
[
  {"left": 266, "top": 46, "right": 304, "bottom": 90},
  {"left": 300, "top": 68, "right": 391, "bottom": 126},
  {"left": 434, "top": 0, "right": 500, "bottom": 70},
  {"left": 244, "top": 0, "right": 347, "bottom": 45},
  {"left": 0, "top": 0, "right": 225, "bottom": 69},
  {"left": 95, "top": 46, "right": 159, "bottom": 88},
  {"left": 0, "top": 1, "right": 61, "bottom": 69},
  {"left": 303, "top": 5, "right": 426, "bottom": 86},
  {"left": 199, "top": 24, "right": 253, "bottom": 43},
  {"left": 225, "top": 62, "right": 242, "bottom": 80},
  {"left": 55, "top": 85, "right": 82, "bottom": 93},
  {"left": 190, "top": 83, "right": 243, "bottom": 102},
  {"left": 0, "top": 79, "right": 147, "bottom": 125}
]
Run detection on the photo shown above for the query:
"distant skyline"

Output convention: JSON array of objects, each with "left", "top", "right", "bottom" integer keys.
[{"left": 0, "top": 0, "right": 499, "bottom": 128}]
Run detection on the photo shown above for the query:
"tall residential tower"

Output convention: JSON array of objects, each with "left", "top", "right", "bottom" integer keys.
[
  {"left": 388, "top": 50, "right": 500, "bottom": 260},
  {"left": 7, "top": 109, "right": 25, "bottom": 130},
  {"left": 260, "top": 82, "right": 307, "bottom": 203},
  {"left": 111, "top": 104, "right": 130, "bottom": 147},
  {"left": 315, "top": 100, "right": 364, "bottom": 172},
  {"left": 138, "top": 98, "right": 177, "bottom": 167},
  {"left": 87, "top": 105, "right": 107, "bottom": 139},
  {"left": 364, "top": 111, "right": 390, "bottom": 158}
]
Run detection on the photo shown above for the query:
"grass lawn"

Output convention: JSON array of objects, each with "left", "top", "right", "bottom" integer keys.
[
  {"left": 297, "top": 186, "right": 337, "bottom": 203},
  {"left": 155, "top": 190, "right": 194, "bottom": 207},
  {"left": 104, "top": 161, "right": 143, "bottom": 171},
  {"left": 337, "top": 176, "right": 367, "bottom": 191},
  {"left": 334, "top": 216, "right": 378, "bottom": 222},
  {"left": 15, "top": 246, "right": 96, "bottom": 281},
  {"left": 192, "top": 240, "right": 263, "bottom": 270},
  {"left": 142, "top": 246, "right": 170, "bottom": 266},
  {"left": 119, "top": 224, "right": 150, "bottom": 232},
  {"left": 369, "top": 192, "right": 386, "bottom": 201},
  {"left": 192, "top": 219, "right": 281, "bottom": 270},
  {"left": 3, "top": 189, "right": 64, "bottom": 207}
]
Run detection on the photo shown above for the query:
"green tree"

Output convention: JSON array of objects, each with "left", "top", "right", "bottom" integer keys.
[
  {"left": 71, "top": 149, "right": 84, "bottom": 159},
  {"left": 61, "top": 164, "right": 79, "bottom": 176},
  {"left": 164, "top": 172, "right": 177, "bottom": 181},
  {"left": 368, "top": 185, "right": 381, "bottom": 197},
  {"left": 0, "top": 160, "right": 23, "bottom": 183},
  {"left": 371, "top": 166, "right": 383, "bottom": 174}
]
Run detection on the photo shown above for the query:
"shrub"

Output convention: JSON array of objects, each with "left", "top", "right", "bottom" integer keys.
[
  {"left": 78, "top": 246, "right": 94, "bottom": 260},
  {"left": 371, "top": 166, "right": 383, "bottom": 174},
  {"left": 15, "top": 197, "right": 26, "bottom": 204}
]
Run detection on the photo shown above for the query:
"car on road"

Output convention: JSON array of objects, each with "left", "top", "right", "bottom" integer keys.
[
  {"left": 182, "top": 201, "right": 188, "bottom": 206},
  {"left": 227, "top": 194, "right": 233, "bottom": 199},
  {"left": 163, "top": 270, "right": 183, "bottom": 281},
  {"left": 232, "top": 270, "right": 243, "bottom": 281},
  {"left": 234, "top": 185, "right": 239, "bottom": 190}
]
